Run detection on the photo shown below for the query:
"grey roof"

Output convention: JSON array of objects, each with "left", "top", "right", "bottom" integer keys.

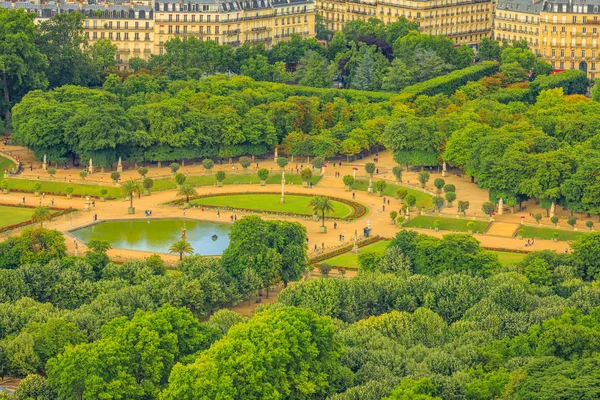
[{"left": 496, "top": 0, "right": 544, "bottom": 14}]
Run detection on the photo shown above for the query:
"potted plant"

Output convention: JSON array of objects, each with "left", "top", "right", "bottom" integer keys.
[
  {"left": 216, "top": 171, "right": 226, "bottom": 187},
  {"left": 309, "top": 196, "right": 335, "bottom": 233},
  {"left": 138, "top": 167, "right": 148, "bottom": 179},
  {"left": 586, "top": 220, "right": 594, "bottom": 231},
  {"left": 33, "top": 182, "right": 42, "bottom": 197},
  {"left": 100, "top": 188, "right": 108, "bottom": 202},
  {"left": 47, "top": 168, "right": 56, "bottom": 180},
  {"left": 239, "top": 156, "right": 251, "bottom": 172},
  {"left": 79, "top": 170, "right": 88, "bottom": 181},
  {"left": 300, "top": 168, "right": 312, "bottom": 188},
  {"left": 65, "top": 186, "right": 74, "bottom": 199},
  {"left": 121, "top": 180, "right": 142, "bottom": 214},
  {"left": 177, "top": 184, "right": 197, "bottom": 208},
  {"left": 170, "top": 162, "right": 180, "bottom": 176},
  {"left": 143, "top": 177, "right": 154, "bottom": 195},
  {"left": 551, "top": 215, "right": 559, "bottom": 227},
  {"left": 392, "top": 166, "right": 403, "bottom": 182},
  {"left": 111, "top": 171, "right": 121, "bottom": 186},
  {"left": 375, "top": 180, "right": 387, "bottom": 197},
  {"left": 257, "top": 168, "right": 269, "bottom": 186},
  {"left": 175, "top": 173, "right": 186, "bottom": 189},
  {"left": 433, "top": 220, "right": 441, "bottom": 231},
  {"left": 1, "top": 179, "right": 9, "bottom": 194},
  {"left": 552, "top": 232, "right": 559, "bottom": 242},
  {"left": 390, "top": 211, "right": 398, "bottom": 224},
  {"left": 343, "top": 175, "right": 355, "bottom": 191},
  {"left": 517, "top": 228, "right": 524, "bottom": 240},
  {"left": 202, "top": 159, "right": 214, "bottom": 174}
]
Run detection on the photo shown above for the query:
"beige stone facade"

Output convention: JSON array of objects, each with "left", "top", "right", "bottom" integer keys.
[
  {"left": 1, "top": 0, "right": 315, "bottom": 67},
  {"left": 496, "top": 0, "right": 600, "bottom": 78},
  {"left": 317, "top": 0, "right": 494, "bottom": 45}
]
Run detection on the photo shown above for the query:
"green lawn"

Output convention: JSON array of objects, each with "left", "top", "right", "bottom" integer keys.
[
  {"left": 0, "top": 205, "right": 35, "bottom": 228},
  {"left": 403, "top": 215, "right": 489, "bottom": 233},
  {"left": 322, "top": 240, "right": 390, "bottom": 268},
  {"left": 0, "top": 155, "right": 16, "bottom": 172},
  {"left": 2, "top": 173, "right": 321, "bottom": 199},
  {"left": 191, "top": 193, "right": 354, "bottom": 218},
  {"left": 4, "top": 179, "right": 122, "bottom": 198},
  {"left": 489, "top": 250, "right": 526, "bottom": 266},
  {"left": 353, "top": 180, "right": 432, "bottom": 209},
  {"left": 149, "top": 173, "right": 321, "bottom": 192},
  {"left": 519, "top": 226, "right": 585, "bottom": 241}
]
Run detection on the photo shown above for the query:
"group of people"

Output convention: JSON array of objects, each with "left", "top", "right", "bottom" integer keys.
[{"left": 144, "top": 210, "right": 153, "bottom": 216}]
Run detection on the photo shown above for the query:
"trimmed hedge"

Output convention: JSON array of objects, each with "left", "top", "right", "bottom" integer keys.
[
  {"left": 530, "top": 70, "right": 589, "bottom": 96},
  {"left": 488, "top": 87, "right": 534, "bottom": 104},
  {"left": 395, "top": 61, "right": 500, "bottom": 102}
]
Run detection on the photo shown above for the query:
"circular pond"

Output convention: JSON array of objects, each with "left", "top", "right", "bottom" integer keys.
[{"left": 71, "top": 219, "right": 230, "bottom": 255}]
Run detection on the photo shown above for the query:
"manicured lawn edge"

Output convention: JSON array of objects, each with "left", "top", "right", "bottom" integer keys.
[
  {"left": 168, "top": 192, "right": 368, "bottom": 221},
  {"left": 402, "top": 215, "right": 491, "bottom": 234},
  {"left": 517, "top": 225, "right": 585, "bottom": 241},
  {"left": 310, "top": 236, "right": 385, "bottom": 266},
  {"left": 0, "top": 203, "right": 77, "bottom": 233}
]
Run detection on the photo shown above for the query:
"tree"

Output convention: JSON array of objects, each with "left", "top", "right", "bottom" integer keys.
[
  {"left": 458, "top": 200, "right": 470, "bottom": 213},
  {"left": 143, "top": 178, "right": 154, "bottom": 195},
  {"left": 31, "top": 207, "right": 51, "bottom": 228},
  {"left": 177, "top": 184, "right": 197, "bottom": 204},
  {"left": 445, "top": 192, "right": 456, "bottom": 207},
  {"left": 375, "top": 180, "right": 387, "bottom": 196},
  {"left": 443, "top": 184, "right": 455, "bottom": 193},
  {"left": 433, "top": 178, "right": 445, "bottom": 193},
  {"left": 586, "top": 220, "right": 594, "bottom": 230},
  {"left": 175, "top": 173, "right": 186, "bottom": 186},
  {"left": 138, "top": 167, "right": 148, "bottom": 178},
  {"left": 88, "top": 39, "right": 117, "bottom": 81},
  {"left": 343, "top": 175, "right": 355, "bottom": 191},
  {"left": 202, "top": 159, "right": 214, "bottom": 173},
  {"left": 571, "top": 232, "right": 600, "bottom": 280},
  {"left": 568, "top": 217, "right": 577, "bottom": 229},
  {"left": 239, "top": 156, "right": 252, "bottom": 171},
  {"left": 341, "top": 138, "right": 361, "bottom": 161},
  {"left": 432, "top": 196, "right": 444, "bottom": 211},
  {"left": 392, "top": 166, "right": 403, "bottom": 182},
  {"left": 121, "top": 180, "right": 142, "bottom": 211},
  {"left": 215, "top": 170, "right": 226, "bottom": 184},
  {"left": 534, "top": 213, "right": 543, "bottom": 224},
  {"left": 551, "top": 215, "right": 559, "bottom": 226},
  {"left": 478, "top": 37, "right": 502, "bottom": 61},
  {"left": 295, "top": 50, "right": 332, "bottom": 88},
  {"left": 14, "top": 374, "right": 54, "bottom": 400},
  {"left": 365, "top": 162, "right": 376, "bottom": 178},
  {"left": 276, "top": 157, "right": 288, "bottom": 170},
  {"left": 170, "top": 162, "right": 180, "bottom": 174},
  {"left": 257, "top": 168, "right": 269, "bottom": 184},
  {"left": 390, "top": 211, "right": 398, "bottom": 224},
  {"left": 397, "top": 188, "right": 408, "bottom": 202},
  {"left": 309, "top": 196, "right": 335, "bottom": 228},
  {"left": 312, "top": 156, "right": 325, "bottom": 171},
  {"left": 0, "top": 9, "right": 49, "bottom": 127},
  {"left": 169, "top": 240, "right": 194, "bottom": 260},
  {"left": 418, "top": 171, "right": 430, "bottom": 188},
  {"left": 301, "top": 168, "right": 313, "bottom": 185},
  {"left": 161, "top": 307, "right": 350, "bottom": 400},
  {"left": 382, "top": 58, "right": 416, "bottom": 91},
  {"left": 482, "top": 202, "right": 495, "bottom": 216},
  {"left": 405, "top": 194, "right": 417, "bottom": 209},
  {"left": 79, "top": 171, "right": 88, "bottom": 181},
  {"left": 47, "top": 168, "right": 56, "bottom": 178},
  {"left": 110, "top": 171, "right": 120, "bottom": 183}
]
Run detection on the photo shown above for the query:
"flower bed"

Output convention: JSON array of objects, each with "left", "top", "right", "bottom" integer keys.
[
  {"left": 0, "top": 203, "right": 77, "bottom": 233},
  {"left": 310, "top": 235, "right": 383, "bottom": 264},
  {"left": 168, "top": 192, "right": 368, "bottom": 221}
]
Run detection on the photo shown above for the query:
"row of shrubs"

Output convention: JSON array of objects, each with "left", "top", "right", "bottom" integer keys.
[{"left": 396, "top": 61, "right": 500, "bottom": 102}]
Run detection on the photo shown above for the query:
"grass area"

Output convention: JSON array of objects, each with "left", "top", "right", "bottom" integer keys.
[
  {"left": 489, "top": 250, "right": 526, "bottom": 266},
  {"left": 0, "top": 155, "right": 16, "bottom": 172},
  {"left": 4, "top": 179, "right": 122, "bottom": 198},
  {"left": 148, "top": 173, "right": 320, "bottom": 192},
  {"left": 402, "top": 215, "right": 489, "bottom": 233},
  {"left": 0, "top": 205, "right": 35, "bottom": 228},
  {"left": 353, "top": 180, "right": 432, "bottom": 209},
  {"left": 519, "top": 225, "right": 585, "bottom": 241},
  {"left": 321, "top": 240, "right": 390, "bottom": 268},
  {"left": 191, "top": 194, "right": 354, "bottom": 218},
  {"left": 2, "top": 173, "right": 321, "bottom": 199}
]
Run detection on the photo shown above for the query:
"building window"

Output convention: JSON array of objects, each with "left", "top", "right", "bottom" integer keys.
[
  {"left": 583, "top": 50, "right": 586, "bottom": 58},
  {"left": 593, "top": 62, "right": 596, "bottom": 69},
  {"left": 572, "top": 50, "right": 575, "bottom": 57},
  {"left": 572, "top": 16, "right": 576, "bottom": 23},
  {"left": 552, "top": 48, "right": 556, "bottom": 56},
  {"left": 560, "top": 49, "right": 564, "bottom": 57}
]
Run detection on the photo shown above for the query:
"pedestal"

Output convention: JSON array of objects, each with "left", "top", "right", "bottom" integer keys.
[
  {"left": 84, "top": 201, "right": 91, "bottom": 211},
  {"left": 42, "top": 162, "right": 47, "bottom": 171},
  {"left": 117, "top": 164, "right": 123, "bottom": 173}
]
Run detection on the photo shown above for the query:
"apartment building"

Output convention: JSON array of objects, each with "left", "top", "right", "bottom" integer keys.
[
  {"left": 317, "top": 0, "right": 494, "bottom": 46},
  {"left": 496, "top": 0, "right": 600, "bottom": 78},
  {"left": 1, "top": 0, "right": 315, "bottom": 66}
]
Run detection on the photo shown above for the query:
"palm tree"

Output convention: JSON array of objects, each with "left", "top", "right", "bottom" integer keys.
[
  {"left": 308, "top": 196, "right": 335, "bottom": 229},
  {"left": 32, "top": 206, "right": 52, "bottom": 228},
  {"left": 169, "top": 240, "right": 194, "bottom": 260},
  {"left": 177, "top": 184, "right": 197, "bottom": 206},
  {"left": 121, "top": 180, "right": 143, "bottom": 213}
]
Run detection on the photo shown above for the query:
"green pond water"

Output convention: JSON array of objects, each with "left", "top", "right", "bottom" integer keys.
[{"left": 71, "top": 219, "right": 231, "bottom": 255}]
